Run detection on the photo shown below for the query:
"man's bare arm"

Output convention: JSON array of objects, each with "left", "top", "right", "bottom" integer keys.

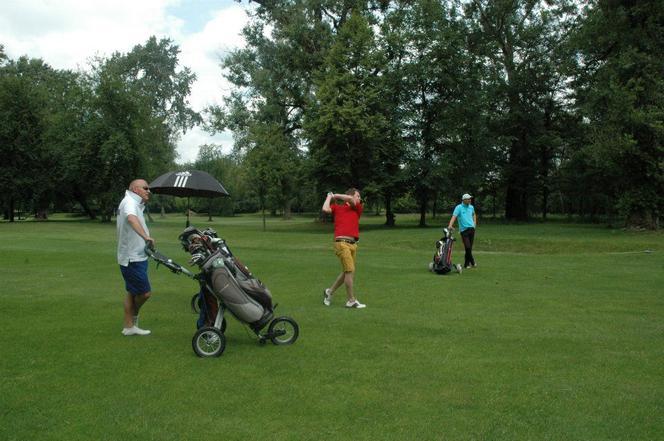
[
  {"left": 448, "top": 215, "right": 457, "bottom": 230},
  {"left": 127, "top": 214, "right": 155, "bottom": 246},
  {"left": 322, "top": 193, "right": 333, "bottom": 213},
  {"left": 332, "top": 193, "right": 355, "bottom": 206}
]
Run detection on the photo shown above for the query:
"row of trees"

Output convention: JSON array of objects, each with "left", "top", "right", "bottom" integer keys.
[
  {"left": 1, "top": 1, "right": 662, "bottom": 228},
  {"left": 0, "top": 37, "right": 198, "bottom": 221},
  {"left": 206, "top": 0, "right": 662, "bottom": 228}
]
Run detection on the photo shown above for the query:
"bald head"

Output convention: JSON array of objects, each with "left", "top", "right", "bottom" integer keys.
[
  {"left": 129, "top": 179, "right": 148, "bottom": 191},
  {"left": 129, "top": 179, "right": 151, "bottom": 203}
]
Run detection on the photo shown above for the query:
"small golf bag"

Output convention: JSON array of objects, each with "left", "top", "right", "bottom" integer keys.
[{"left": 428, "top": 228, "right": 462, "bottom": 275}]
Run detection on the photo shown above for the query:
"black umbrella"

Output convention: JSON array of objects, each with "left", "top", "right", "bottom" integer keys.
[{"left": 150, "top": 170, "right": 230, "bottom": 226}]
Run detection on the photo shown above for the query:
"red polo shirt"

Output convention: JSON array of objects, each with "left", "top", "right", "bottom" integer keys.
[{"left": 330, "top": 202, "right": 363, "bottom": 239}]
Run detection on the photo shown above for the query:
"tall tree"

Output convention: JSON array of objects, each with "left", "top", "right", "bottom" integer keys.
[
  {"left": 391, "top": 0, "right": 477, "bottom": 226},
  {"left": 194, "top": 144, "right": 249, "bottom": 217},
  {"left": 214, "top": 1, "right": 406, "bottom": 224},
  {"left": 465, "top": 0, "right": 577, "bottom": 220},
  {"left": 306, "top": 11, "right": 390, "bottom": 191},
  {"left": 209, "top": 5, "right": 315, "bottom": 218},
  {"left": 53, "top": 36, "right": 198, "bottom": 220},
  {"left": 106, "top": 36, "right": 200, "bottom": 176},
  {"left": 572, "top": 0, "right": 664, "bottom": 229},
  {"left": 0, "top": 56, "right": 56, "bottom": 221}
]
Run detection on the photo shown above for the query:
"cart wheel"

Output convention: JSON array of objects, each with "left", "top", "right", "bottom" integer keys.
[
  {"left": 192, "top": 327, "right": 226, "bottom": 357},
  {"left": 191, "top": 293, "right": 200, "bottom": 314},
  {"left": 268, "top": 317, "right": 299, "bottom": 345}
]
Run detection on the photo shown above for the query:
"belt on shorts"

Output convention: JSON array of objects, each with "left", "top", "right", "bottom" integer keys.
[{"left": 335, "top": 237, "right": 358, "bottom": 244}]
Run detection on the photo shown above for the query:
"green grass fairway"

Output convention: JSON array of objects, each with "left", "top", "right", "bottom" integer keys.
[{"left": 1, "top": 214, "right": 663, "bottom": 440}]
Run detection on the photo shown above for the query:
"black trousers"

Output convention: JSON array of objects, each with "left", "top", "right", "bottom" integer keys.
[{"left": 460, "top": 228, "right": 475, "bottom": 267}]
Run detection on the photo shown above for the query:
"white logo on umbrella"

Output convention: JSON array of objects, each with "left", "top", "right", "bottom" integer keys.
[{"left": 174, "top": 171, "right": 191, "bottom": 188}]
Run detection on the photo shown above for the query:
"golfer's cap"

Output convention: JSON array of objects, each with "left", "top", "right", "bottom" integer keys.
[{"left": 462, "top": 193, "right": 472, "bottom": 200}]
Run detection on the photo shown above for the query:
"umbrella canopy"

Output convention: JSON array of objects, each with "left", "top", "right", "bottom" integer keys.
[
  {"left": 150, "top": 170, "right": 229, "bottom": 198},
  {"left": 149, "top": 170, "right": 230, "bottom": 227}
]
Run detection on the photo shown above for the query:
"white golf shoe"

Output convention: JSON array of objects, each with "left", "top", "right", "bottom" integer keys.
[
  {"left": 122, "top": 326, "right": 151, "bottom": 336},
  {"left": 323, "top": 288, "right": 332, "bottom": 306}
]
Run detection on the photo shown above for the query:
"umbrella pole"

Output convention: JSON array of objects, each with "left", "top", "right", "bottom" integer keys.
[{"left": 186, "top": 197, "right": 190, "bottom": 227}]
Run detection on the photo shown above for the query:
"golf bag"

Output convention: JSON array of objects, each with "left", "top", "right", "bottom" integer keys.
[
  {"left": 145, "top": 226, "right": 298, "bottom": 357},
  {"left": 428, "top": 228, "right": 462, "bottom": 275},
  {"left": 178, "top": 226, "right": 274, "bottom": 330}
]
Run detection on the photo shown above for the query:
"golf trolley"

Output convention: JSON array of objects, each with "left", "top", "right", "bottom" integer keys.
[
  {"left": 428, "top": 227, "right": 463, "bottom": 275},
  {"left": 145, "top": 226, "right": 299, "bottom": 357}
]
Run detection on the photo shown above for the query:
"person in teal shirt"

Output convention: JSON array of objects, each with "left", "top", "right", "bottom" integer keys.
[{"left": 448, "top": 193, "right": 477, "bottom": 268}]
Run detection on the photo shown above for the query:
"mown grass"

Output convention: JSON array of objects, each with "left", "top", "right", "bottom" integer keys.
[{"left": 1, "top": 213, "right": 663, "bottom": 441}]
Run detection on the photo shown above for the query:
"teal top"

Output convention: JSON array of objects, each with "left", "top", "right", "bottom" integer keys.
[{"left": 452, "top": 203, "right": 475, "bottom": 232}]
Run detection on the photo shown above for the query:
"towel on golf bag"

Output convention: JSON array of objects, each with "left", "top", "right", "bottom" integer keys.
[{"left": 196, "top": 289, "right": 219, "bottom": 329}]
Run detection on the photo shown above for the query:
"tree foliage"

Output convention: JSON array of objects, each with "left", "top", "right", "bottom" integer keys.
[
  {"left": 571, "top": 0, "right": 664, "bottom": 229},
  {"left": 0, "top": 37, "right": 198, "bottom": 222},
  {"left": 2, "top": 2, "right": 662, "bottom": 229}
]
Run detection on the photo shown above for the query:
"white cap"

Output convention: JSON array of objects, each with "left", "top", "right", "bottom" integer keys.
[{"left": 462, "top": 193, "right": 472, "bottom": 200}]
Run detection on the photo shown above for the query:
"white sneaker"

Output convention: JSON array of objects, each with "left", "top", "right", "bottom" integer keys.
[
  {"left": 323, "top": 288, "right": 332, "bottom": 306},
  {"left": 122, "top": 326, "right": 151, "bottom": 336},
  {"left": 345, "top": 299, "right": 366, "bottom": 309}
]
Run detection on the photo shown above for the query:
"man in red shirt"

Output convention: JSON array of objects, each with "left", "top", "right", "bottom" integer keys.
[{"left": 321, "top": 188, "right": 366, "bottom": 308}]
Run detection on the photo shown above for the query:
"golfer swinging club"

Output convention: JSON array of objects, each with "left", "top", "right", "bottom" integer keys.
[
  {"left": 117, "top": 179, "right": 155, "bottom": 336},
  {"left": 322, "top": 189, "right": 366, "bottom": 308}
]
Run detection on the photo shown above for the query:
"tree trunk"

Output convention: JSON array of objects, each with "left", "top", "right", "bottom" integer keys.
[
  {"left": 418, "top": 197, "right": 427, "bottom": 227},
  {"left": 492, "top": 189, "right": 497, "bottom": 218},
  {"left": 74, "top": 189, "right": 97, "bottom": 220},
  {"left": 8, "top": 197, "right": 15, "bottom": 222},
  {"left": 541, "top": 98, "right": 553, "bottom": 221},
  {"left": 505, "top": 183, "right": 528, "bottom": 221},
  {"left": 260, "top": 193, "right": 267, "bottom": 231},
  {"left": 384, "top": 194, "right": 395, "bottom": 227},
  {"left": 559, "top": 191, "right": 566, "bottom": 217},
  {"left": 626, "top": 209, "right": 659, "bottom": 230},
  {"left": 542, "top": 184, "right": 549, "bottom": 220},
  {"left": 282, "top": 199, "right": 292, "bottom": 220},
  {"left": 504, "top": 134, "right": 530, "bottom": 221},
  {"left": 432, "top": 194, "right": 437, "bottom": 219},
  {"left": 262, "top": 207, "right": 266, "bottom": 231}
]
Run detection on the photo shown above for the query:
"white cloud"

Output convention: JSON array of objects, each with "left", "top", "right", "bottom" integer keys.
[
  {"left": 0, "top": 0, "right": 248, "bottom": 164},
  {"left": 0, "top": 0, "right": 183, "bottom": 69},
  {"left": 177, "top": 127, "right": 235, "bottom": 163},
  {"left": 176, "top": 4, "right": 248, "bottom": 162}
]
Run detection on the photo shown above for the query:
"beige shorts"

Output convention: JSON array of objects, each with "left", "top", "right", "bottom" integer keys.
[{"left": 334, "top": 241, "right": 358, "bottom": 273}]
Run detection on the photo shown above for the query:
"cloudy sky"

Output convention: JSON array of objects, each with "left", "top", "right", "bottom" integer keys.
[{"left": 0, "top": 0, "right": 251, "bottom": 163}]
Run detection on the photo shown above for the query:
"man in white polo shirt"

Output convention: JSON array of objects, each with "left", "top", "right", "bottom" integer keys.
[{"left": 117, "top": 179, "right": 155, "bottom": 336}]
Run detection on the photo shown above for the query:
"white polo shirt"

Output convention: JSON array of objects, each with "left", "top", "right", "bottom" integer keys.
[{"left": 117, "top": 190, "right": 150, "bottom": 266}]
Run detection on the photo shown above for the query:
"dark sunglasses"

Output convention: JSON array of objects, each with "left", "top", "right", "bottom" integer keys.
[{"left": 142, "top": 187, "right": 150, "bottom": 191}]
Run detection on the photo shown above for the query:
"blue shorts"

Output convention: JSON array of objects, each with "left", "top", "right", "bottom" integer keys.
[{"left": 120, "top": 260, "right": 151, "bottom": 295}]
